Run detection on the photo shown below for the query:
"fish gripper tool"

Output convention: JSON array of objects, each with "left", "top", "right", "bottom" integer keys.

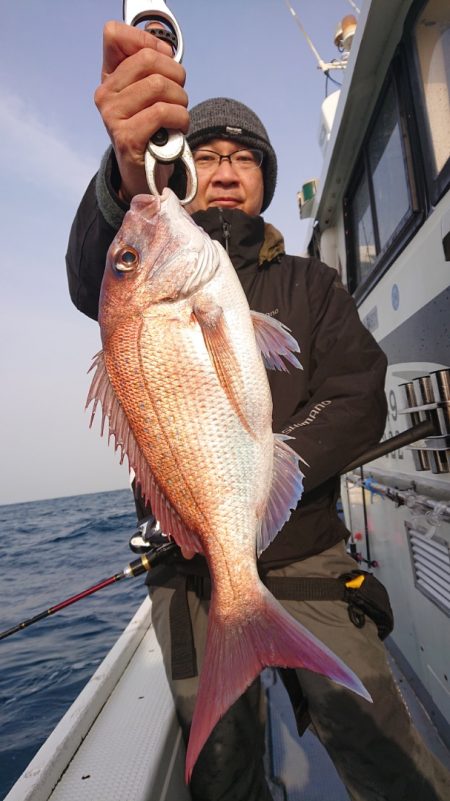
[{"left": 123, "top": 0, "right": 197, "bottom": 204}]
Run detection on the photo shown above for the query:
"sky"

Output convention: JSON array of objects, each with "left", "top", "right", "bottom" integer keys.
[{"left": 1, "top": 0, "right": 357, "bottom": 505}]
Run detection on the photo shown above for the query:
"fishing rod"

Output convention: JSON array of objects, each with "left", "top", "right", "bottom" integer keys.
[
  {"left": 0, "top": 421, "right": 437, "bottom": 641},
  {"left": 339, "top": 418, "right": 437, "bottom": 475},
  {"left": 0, "top": 539, "right": 178, "bottom": 642}
]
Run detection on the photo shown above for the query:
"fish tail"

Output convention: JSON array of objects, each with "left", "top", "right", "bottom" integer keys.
[{"left": 184, "top": 587, "right": 371, "bottom": 782}]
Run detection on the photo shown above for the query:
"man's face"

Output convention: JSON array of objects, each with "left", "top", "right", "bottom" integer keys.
[{"left": 186, "top": 138, "right": 264, "bottom": 217}]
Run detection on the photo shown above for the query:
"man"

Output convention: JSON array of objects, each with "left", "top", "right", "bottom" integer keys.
[{"left": 66, "top": 21, "right": 450, "bottom": 801}]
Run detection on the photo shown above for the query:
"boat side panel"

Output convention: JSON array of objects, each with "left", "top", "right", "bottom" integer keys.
[
  {"left": 46, "top": 617, "right": 190, "bottom": 801},
  {"left": 4, "top": 599, "right": 190, "bottom": 801},
  {"left": 3, "top": 599, "right": 154, "bottom": 801},
  {"left": 342, "top": 478, "right": 450, "bottom": 731}
]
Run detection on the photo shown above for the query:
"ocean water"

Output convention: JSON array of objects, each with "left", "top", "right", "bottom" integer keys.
[{"left": 0, "top": 488, "right": 146, "bottom": 799}]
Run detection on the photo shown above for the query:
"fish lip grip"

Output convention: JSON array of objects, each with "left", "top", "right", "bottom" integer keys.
[
  {"left": 144, "top": 130, "right": 197, "bottom": 206},
  {"left": 123, "top": 0, "right": 183, "bottom": 61},
  {"left": 123, "top": 0, "right": 198, "bottom": 205}
]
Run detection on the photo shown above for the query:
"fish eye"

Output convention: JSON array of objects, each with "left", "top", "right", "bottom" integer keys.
[{"left": 114, "top": 246, "right": 139, "bottom": 272}]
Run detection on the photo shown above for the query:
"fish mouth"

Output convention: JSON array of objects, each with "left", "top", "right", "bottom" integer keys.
[
  {"left": 129, "top": 187, "right": 177, "bottom": 214},
  {"left": 129, "top": 194, "right": 160, "bottom": 225}
]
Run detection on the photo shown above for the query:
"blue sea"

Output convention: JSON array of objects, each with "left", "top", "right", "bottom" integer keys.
[{"left": 0, "top": 488, "right": 146, "bottom": 799}]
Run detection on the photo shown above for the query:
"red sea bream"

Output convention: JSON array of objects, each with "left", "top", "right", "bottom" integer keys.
[{"left": 87, "top": 188, "right": 370, "bottom": 782}]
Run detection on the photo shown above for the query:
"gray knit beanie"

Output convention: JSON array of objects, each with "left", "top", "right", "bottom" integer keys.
[{"left": 187, "top": 98, "right": 277, "bottom": 212}]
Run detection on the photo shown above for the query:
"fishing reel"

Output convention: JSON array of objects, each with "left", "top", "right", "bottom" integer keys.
[
  {"left": 129, "top": 514, "right": 182, "bottom": 568},
  {"left": 129, "top": 514, "right": 167, "bottom": 553}
]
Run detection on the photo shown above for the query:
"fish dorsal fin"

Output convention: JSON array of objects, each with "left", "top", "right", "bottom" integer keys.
[
  {"left": 86, "top": 351, "right": 204, "bottom": 557},
  {"left": 250, "top": 311, "right": 302, "bottom": 372},
  {"left": 86, "top": 351, "right": 142, "bottom": 467},
  {"left": 193, "top": 300, "right": 254, "bottom": 436},
  {"left": 256, "top": 434, "right": 304, "bottom": 557}
]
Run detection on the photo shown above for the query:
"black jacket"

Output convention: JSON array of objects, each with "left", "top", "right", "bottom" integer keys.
[{"left": 66, "top": 168, "right": 387, "bottom": 569}]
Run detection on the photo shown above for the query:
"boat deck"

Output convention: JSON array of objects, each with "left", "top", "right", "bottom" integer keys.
[
  {"left": 5, "top": 599, "right": 450, "bottom": 801},
  {"left": 265, "top": 656, "right": 450, "bottom": 800}
]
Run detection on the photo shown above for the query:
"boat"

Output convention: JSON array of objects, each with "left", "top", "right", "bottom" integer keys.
[
  {"left": 298, "top": 0, "right": 450, "bottom": 750},
  {"left": 6, "top": 0, "right": 450, "bottom": 798}
]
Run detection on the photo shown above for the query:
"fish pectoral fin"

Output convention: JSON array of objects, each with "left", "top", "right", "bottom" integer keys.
[
  {"left": 193, "top": 301, "right": 254, "bottom": 436},
  {"left": 250, "top": 310, "right": 302, "bottom": 372},
  {"left": 257, "top": 434, "right": 305, "bottom": 556}
]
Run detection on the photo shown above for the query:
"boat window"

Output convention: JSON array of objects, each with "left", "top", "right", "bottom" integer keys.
[
  {"left": 413, "top": 0, "right": 450, "bottom": 178},
  {"left": 346, "top": 74, "right": 417, "bottom": 296},
  {"left": 351, "top": 170, "right": 377, "bottom": 285},
  {"left": 368, "top": 83, "right": 412, "bottom": 251}
]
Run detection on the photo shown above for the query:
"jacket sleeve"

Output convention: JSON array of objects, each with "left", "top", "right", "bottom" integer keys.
[
  {"left": 65, "top": 147, "right": 129, "bottom": 321},
  {"left": 282, "top": 261, "right": 388, "bottom": 494}
]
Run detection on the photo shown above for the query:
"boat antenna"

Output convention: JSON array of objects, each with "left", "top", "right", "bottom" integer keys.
[
  {"left": 284, "top": 0, "right": 328, "bottom": 72},
  {"left": 283, "top": 0, "right": 349, "bottom": 74},
  {"left": 346, "top": 0, "right": 361, "bottom": 14}
]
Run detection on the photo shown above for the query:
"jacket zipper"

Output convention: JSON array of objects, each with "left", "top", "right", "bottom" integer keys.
[{"left": 218, "top": 209, "right": 231, "bottom": 254}]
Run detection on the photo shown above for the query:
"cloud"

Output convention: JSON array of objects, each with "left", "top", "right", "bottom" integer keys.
[{"left": 0, "top": 88, "right": 99, "bottom": 203}]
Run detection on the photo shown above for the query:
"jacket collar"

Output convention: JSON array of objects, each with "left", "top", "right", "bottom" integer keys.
[{"left": 192, "top": 207, "right": 285, "bottom": 271}]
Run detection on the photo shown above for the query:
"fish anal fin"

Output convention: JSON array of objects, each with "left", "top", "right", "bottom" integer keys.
[
  {"left": 193, "top": 301, "right": 254, "bottom": 436},
  {"left": 251, "top": 310, "right": 302, "bottom": 372},
  {"left": 257, "top": 434, "right": 304, "bottom": 557},
  {"left": 135, "top": 470, "right": 204, "bottom": 557},
  {"left": 86, "top": 351, "right": 204, "bottom": 557}
]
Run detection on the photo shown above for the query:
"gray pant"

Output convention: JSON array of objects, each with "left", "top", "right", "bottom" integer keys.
[{"left": 149, "top": 542, "right": 450, "bottom": 801}]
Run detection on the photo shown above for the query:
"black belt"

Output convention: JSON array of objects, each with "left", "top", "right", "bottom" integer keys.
[
  {"left": 170, "top": 575, "right": 348, "bottom": 682},
  {"left": 185, "top": 574, "right": 348, "bottom": 603},
  {"left": 169, "top": 574, "right": 198, "bottom": 679},
  {"left": 152, "top": 569, "right": 393, "bottom": 681}
]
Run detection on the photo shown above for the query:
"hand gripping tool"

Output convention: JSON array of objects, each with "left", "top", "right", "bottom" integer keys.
[{"left": 123, "top": 0, "right": 197, "bottom": 204}]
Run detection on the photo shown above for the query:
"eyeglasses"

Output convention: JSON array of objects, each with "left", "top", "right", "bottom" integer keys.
[{"left": 193, "top": 148, "right": 264, "bottom": 172}]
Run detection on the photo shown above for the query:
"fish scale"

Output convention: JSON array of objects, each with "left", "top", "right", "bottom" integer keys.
[
  {"left": 144, "top": 319, "right": 263, "bottom": 531},
  {"left": 109, "top": 315, "right": 257, "bottom": 540}
]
